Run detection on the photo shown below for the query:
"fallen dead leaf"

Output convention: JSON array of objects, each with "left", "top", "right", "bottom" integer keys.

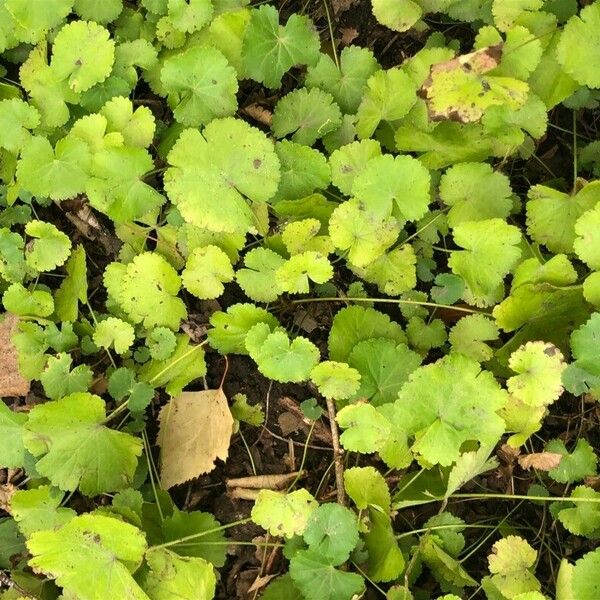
[
  {"left": 331, "top": 0, "right": 359, "bottom": 16},
  {"left": 157, "top": 389, "right": 234, "bottom": 489},
  {"left": 518, "top": 452, "right": 563, "bottom": 472},
  {"left": 0, "top": 483, "right": 17, "bottom": 512},
  {"left": 0, "top": 314, "right": 30, "bottom": 397},
  {"left": 339, "top": 27, "right": 359, "bottom": 46},
  {"left": 242, "top": 103, "right": 273, "bottom": 127}
]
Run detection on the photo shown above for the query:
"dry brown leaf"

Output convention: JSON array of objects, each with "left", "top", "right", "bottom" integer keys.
[
  {"left": 241, "top": 103, "right": 273, "bottom": 127},
  {"left": 0, "top": 483, "right": 17, "bottom": 512},
  {"left": 157, "top": 389, "right": 233, "bottom": 489},
  {"left": 0, "top": 314, "right": 30, "bottom": 397},
  {"left": 339, "top": 27, "right": 359, "bottom": 46},
  {"left": 518, "top": 452, "right": 563, "bottom": 472}
]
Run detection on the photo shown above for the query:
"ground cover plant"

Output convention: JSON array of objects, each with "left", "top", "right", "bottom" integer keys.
[{"left": 2, "top": 0, "right": 600, "bottom": 598}]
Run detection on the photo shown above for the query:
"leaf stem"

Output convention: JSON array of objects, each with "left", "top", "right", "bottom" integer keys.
[
  {"left": 290, "top": 296, "right": 487, "bottom": 315},
  {"left": 149, "top": 517, "right": 252, "bottom": 551},
  {"left": 451, "top": 492, "right": 593, "bottom": 503},
  {"left": 325, "top": 397, "right": 346, "bottom": 506}
]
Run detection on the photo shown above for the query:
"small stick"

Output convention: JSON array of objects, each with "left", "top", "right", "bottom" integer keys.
[
  {"left": 226, "top": 472, "right": 304, "bottom": 490},
  {"left": 325, "top": 398, "right": 346, "bottom": 506}
]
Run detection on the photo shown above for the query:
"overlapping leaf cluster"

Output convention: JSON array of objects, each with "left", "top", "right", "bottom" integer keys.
[{"left": 1, "top": 0, "right": 600, "bottom": 598}]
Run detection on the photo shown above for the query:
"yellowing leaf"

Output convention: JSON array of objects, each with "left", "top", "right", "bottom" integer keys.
[{"left": 158, "top": 389, "right": 234, "bottom": 489}]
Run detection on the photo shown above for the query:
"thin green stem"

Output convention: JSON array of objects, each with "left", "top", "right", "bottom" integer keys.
[
  {"left": 573, "top": 110, "right": 578, "bottom": 189},
  {"left": 451, "top": 492, "right": 591, "bottom": 503},
  {"left": 290, "top": 296, "right": 488, "bottom": 315},
  {"left": 321, "top": 0, "right": 339, "bottom": 70},
  {"left": 287, "top": 420, "right": 316, "bottom": 492},
  {"left": 148, "top": 341, "right": 206, "bottom": 385},
  {"left": 395, "top": 523, "right": 498, "bottom": 541},
  {"left": 143, "top": 429, "right": 164, "bottom": 522},
  {"left": 149, "top": 518, "right": 252, "bottom": 551}
]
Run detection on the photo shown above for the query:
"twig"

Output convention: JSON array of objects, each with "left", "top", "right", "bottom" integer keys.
[{"left": 325, "top": 398, "right": 346, "bottom": 506}]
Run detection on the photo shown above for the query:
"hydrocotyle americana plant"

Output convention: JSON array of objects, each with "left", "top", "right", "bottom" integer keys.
[{"left": 1, "top": 0, "right": 600, "bottom": 598}]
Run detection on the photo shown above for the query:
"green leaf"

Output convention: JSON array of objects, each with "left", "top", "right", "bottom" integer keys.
[
  {"left": 352, "top": 245, "right": 417, "bottom": 296},
  {"left": 104, "top": 252, "right": 186, "bottom": 330},
  {"left": 526, "top": 181, "right": 600, "bottom": 254},
  {"left": 507, "top": 341, "right": 566, "bottom": 406},
  {"left": 337, "top": 403, "right": 392, "bottom": 454},
  {"left": 310, "top": 361, "right": 361, "bottom": 401},
  {"left": 272, "top": 88, "right": 342, "bottom": 146},
  {"left": 440, "top": 162, "right": 513, "bottom": 227},
  {"left": 290, "top": 549, "right": 365, "bottom": 600},
  {"left": 328, "top": 305, "right": 406, "bottom": 362},
  {"left": 55, "top": 246, "right": 88, "bottom": 322},
  {"left": 40, "top": 353, "right": 93, "bottom": 400},
  {"left": 0, "top": 228, "right": 26, "bottom": 284},
  {"left": 11, "top": 485, "right": 75, "bottom": 536},
  {"left": 356, "top": 68, "right": 418, "bottom": 138},
  {"left": 246, "top": 323, "right": 320, "bottom": 383},
  {"left": 364, "top": 509, "right": 405, "bottom": 582},
  {"left": 142, "top": 548, "right": 216, "bottom": 600},
  {"left": 93, "top": 317, "right": 135, "bottom": 355},
  {"left": 231, "top": 393, "right": 264, "bottom": 426},
  {"left": 352, "top": 154, "right": 431, "bottom": 222},
  {"left": 344, "top": 466, "right": 391, "bottom": 511},
  {"left": 275, "top": 251, "right": 333, "bottom": 293},
  {"left": 164, "top": 118, "right": 280, "bottom": 234},
  {"left": 86, "top": 146, "right": 165, "bottom": 223},
  {"left": 0, "top": 401, "right": 27, "bottom": 469},
  {"left": 235, "top": 248, "right": 285, "bottom": 303},
  {"left": 182, "top": 245, "right": 234, "bottom": 299},
  {"left": 168, "top": 0, "right": 213, "bottom": 33},
  {"left": 51, "top": 21, "right": 115, "bottom": 93},
  {"left": 17, "top": 136, "right": 91, "bottom": 201},
  {"left": 492, "top": 0, "right": 542, "bottom": 30},
  {"left": 161, "top": 509, "right": 227, "bottom": 566},
  {"left": 262, "top": 575, "right": 304, "bottom": 600},
  {"left": 25, "top": 220, "right": 71, "bottom": 273},
  {"left": 449, "top": 314, "right": 499, "bottom": 362},
  {"left": 251, "top": 489, "right": 318, "bottom": 538},
  {"left": 5, "top": 0, "right": 71, "bottom": 44},
  {"left": 394, "top": 353, "right": 508, "bottom": 466},
  {"left": 303, "top": 503, "right": 359, "bottom": 564},
  {"left": 274, "top": 141, "right": 330, "bottom": 202},
  {"left": 557, "top": 548, "right": 600, "bottom": 600},
  {"left": 371, "top": 0, "right": 422, "bottom": 32},
  {"left": 208, "top": 303, "right": 279, "bottom": 355},
  {"left": 145, "top": 327, "right": 177, "bottom": 361},
  {"left": 556, "top": 486, "right": 600, "bottom": 538},
  {"left": 449, "top": 218, "right": 521, "bottom": 307},
  {"left": 0, "top": 98, "right": 39, "bottom": 154},
  {"left": 421, "top": 536, "right": 477, "bottom": 588},
  {"left": 27, "top": 514, "right": 148, "bottom": 599},
  {"left": 329, "top": 199, "right": 400, "bottom": 267},
  {"left": 431, "top": 273, "right": 465, "bottom": 305},
  {"left": 424, "top": 512, "right": 465, "bottom": 556},
  {"left": 24, "top": 393, "right": 142, "bottom": 495},
  {"left": 281, "top": 219, "right": 334, "bottom": 256},
  {"left": 138, "top": 335, "right": 206, "bottom": 396},
  {"left": 100, "top": 97, "right": 155, "bottom": 148},
  {"left": 3, "top": 283, "right": 54, "bottom": 318},
  {"left": 73, "top": 0, "right": 124, "bottom": 23},
  {"left": 161, "top": 45, "right": 238, "bottom": 127},
  {"left": 242, "top": 5, "right": 320, "bottom": 89},
  {"left": 546, "top": 439, "right": 597, "bottom": 484},
  {"left": 306, "top": 46, "right": 380, "bottom": 113},
  {"left": 406, "top": 316, "right": 447, "bottom": 353},
  {"left": 574, "top": 204, "right": 600, "bottom": 269},
  {"left": 348, "top": 339, "right": 421, "bottom": 406},
  {"left": 0, "top": 518, "right": 26, "bottom": 570},
  {"left": 557, "top": 2, "right": 600, "bottom": 88},
  {"left": 329, "top": 139, "right": 381, "bottom": 196},
  {"left": 483, "top": 536, "right": 541, "bottom": 599}
]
